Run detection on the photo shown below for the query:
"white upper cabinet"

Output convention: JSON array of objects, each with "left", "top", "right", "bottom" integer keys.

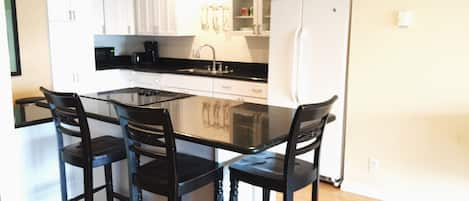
[
  {"left": 103, "top": 0, "right": 135, "bottom": 35},
  {"left": 92, "top": 0, "right": 105, "bottom": 34},
  {"left": 256, "top": 0, "right": 271, "bottom": 36},
  {"left": 47, "top": 0, "right": 91, "bottom": 23},
  {"left": 47, "top": 0, "right": 95, "bottom": 93},
  {"left": 135, "top": 0, "right": 199, "bottom": 36},
  {"left": 232, "top": 0, "right": 270, "bottom": 36},
  {"left": 134, "top": 0, "right": 153, "bottom": 34},
  {"left": 47, "top": 0, "right": 71, "bottom": 22}
]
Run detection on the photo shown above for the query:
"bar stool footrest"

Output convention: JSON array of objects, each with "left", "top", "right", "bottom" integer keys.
[
  {"left": 68, "top": 184, "right": 107, "bottom": 201},
  {"left": 113, "top": 192, "right": 130, "bottom": 201}
]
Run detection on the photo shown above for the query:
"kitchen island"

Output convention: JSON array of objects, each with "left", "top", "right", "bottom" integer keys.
[{"left": 34, "top": 87, "right": 334, "bottom": 201}]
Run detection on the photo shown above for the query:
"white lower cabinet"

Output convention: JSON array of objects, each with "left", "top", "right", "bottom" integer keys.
[
  {"left": 212, "top": 93, "right": 267, "bottom": 105},
  {"left": 213, "top": 79, "right": 268, "bottom": 99},
  {"left": 129, "top": 71, "right": 162, "bottom": 90},
  {"left": 161, "top": 74, "right": 213, "bottom": 96},
  {"left": 212, "top": 79, "right": 268, "bottom": 104},
  {"left": 91, "top": 70, "right": 131, "bottom": 92},
  {"left": 129, "top": 73, "right": 267, "bottom": 104}
]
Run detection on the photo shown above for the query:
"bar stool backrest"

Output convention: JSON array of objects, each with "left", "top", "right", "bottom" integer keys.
[
  {"left": 111, "top": 100, "right": 178, "bottom": 197},
  {"left": 284, "top": 96, "right": 338, "bottom": 184},
  {"left": 40, "top": 87, "right": 92, "bottom": 162}
]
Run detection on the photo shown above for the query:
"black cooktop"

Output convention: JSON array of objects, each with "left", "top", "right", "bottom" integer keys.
[{"left": 81, "top": 87, "right": 192, "bottom": 106}]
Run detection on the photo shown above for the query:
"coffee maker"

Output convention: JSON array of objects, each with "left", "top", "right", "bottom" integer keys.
[{"left": 135, "top": 41, "right": 160, "bottom": 65}]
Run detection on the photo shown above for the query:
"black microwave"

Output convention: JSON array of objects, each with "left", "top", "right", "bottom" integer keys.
[{"left": 95, "top": 47, "right": 115, "bottom": 67}]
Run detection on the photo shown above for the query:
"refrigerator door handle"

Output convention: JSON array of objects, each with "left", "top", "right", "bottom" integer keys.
[{"left": 291, "top": 26, "right": 302, "bottom": 104}]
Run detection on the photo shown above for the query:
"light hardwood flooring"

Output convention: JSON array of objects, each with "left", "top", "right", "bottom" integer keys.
[{"left": 275, "top": 183, "right": 378, "bottom": 201}]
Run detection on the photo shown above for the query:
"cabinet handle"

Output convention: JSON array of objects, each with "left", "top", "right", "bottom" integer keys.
[
  {"left": 128, "top": 26, "right": 131, "bottom": 34},
  {"left": 252, "top": 88, "right": 262, "bottom": 93},
  {"left": 252, "top": 24, "right": 257, "bottom": 35},
  {"left": 68, "top": 10, "right": 72, "bottom": 21},
  {"left": 102, "top": 25, "right": 106, "bottom": 34},
  {"left": 221, "top": 85, "right": 232, "bottom": 90},
  {"left": 72, "top": 11, "right": 76, "bottom": 21}
]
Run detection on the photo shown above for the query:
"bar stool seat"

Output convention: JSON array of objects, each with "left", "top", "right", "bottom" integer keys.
[
  {"left": 229, "top": 151, "right": 317, "bottom": 192},
  {"left": 135, "top": 153, "right": 223, "bottom": 196},
  {"left": 63, "top": 136, "right": 126, "bottom": 168}
]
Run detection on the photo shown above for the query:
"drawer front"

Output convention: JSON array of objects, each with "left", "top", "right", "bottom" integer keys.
[
  {"left": 131, "top": 72, "right": 161, "bottom": 89},
  {"left": 213, "top": 79, "right": 267, "bottom": 98},
  {"left": 162, "top": 74, "right": 213, "bottom": 92},
  {"left": 164, "top": 87, "right": 213, "bottom": 97},
  {"left": 213, "top": 93, "right": 267, "bottom": 104}
]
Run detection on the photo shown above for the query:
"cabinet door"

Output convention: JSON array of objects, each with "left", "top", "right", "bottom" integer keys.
[
  {"left": 135, "top": 0, "right": 153, "bottom": 34},
  {"left": 257, "top": 0, "right": 271, "bottom": 35},
  {"left": 48, "top": 18, "right": 95, "bottom": 93},
  {"left": 69, "top": 0, "right": 92, "bottom": 22},
  {"left": 232, "top": 0, "right": 256, "bottom": 34},
  {"left": 92, "top": 0, "right": 105, "bottom": 34},
  {"left": 165, "top": 0, "right": 177, "bottom": 34},
  {"left": 47, "top": 0, "right": 71, "bottom": 22},
  {"left": 104, "top": 0, "right": 135, "bottom": 35},
  {"left": 155, "top": 0, "right": 168, "bottom": 34},
  {"left": 48, "top": 22, "right": 77, "bottom": 92}
]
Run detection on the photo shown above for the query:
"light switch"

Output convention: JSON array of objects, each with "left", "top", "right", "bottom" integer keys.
[{"left": 397, "top": 11, "right": 414, "bottom": 28}]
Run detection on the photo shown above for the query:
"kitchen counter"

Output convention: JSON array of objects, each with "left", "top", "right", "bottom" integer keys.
[
  {"left": 14, "top": 97, "right": 52, "bottom": 128},
  {"left": 36, "top": 88, "right": 335, "bottom": 154},
  {"left": 97, "top": 58, "right": 268, "bottom": 83}
]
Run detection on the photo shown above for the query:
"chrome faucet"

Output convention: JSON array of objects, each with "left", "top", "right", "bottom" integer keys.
[{"left": 195, "top": 44, "right": 221, "bottom": 73}]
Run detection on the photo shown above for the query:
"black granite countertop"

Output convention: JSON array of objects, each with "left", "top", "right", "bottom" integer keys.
[
  {"left": 14, "top": 97, "right": 52, "bottom": 128},
  {"left": 36, "top": 88, "right": 335, "bottom": 154},
  {"left": 97, "top": 58, "right": 268, "bottom": 83}
]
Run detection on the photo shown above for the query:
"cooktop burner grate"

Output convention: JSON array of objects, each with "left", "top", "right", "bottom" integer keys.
[{"left": 81, "top": 87, "right": 192, "bottom": 106}]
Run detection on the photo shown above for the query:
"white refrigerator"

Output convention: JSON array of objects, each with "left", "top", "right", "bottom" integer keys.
[{"left": 268, "top": 0, "right": 351, "bottom": 186}]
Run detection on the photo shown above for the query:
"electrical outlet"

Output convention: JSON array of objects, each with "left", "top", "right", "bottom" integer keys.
[{"left": 368, "top": 158, "right": 380, "bottom": 173}]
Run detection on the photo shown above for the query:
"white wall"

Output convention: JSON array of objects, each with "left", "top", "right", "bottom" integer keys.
[
  {"left": 0, "top": 0, "right": 20, "bottom": 200},
  {"left": 343, "top": 0, "right": 469, "bottom": 200},
  {"left": 11, "top": 0, "right": 52, "bottom": 100}
]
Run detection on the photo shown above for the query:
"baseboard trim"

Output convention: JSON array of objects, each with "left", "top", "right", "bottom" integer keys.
[{"left": 340, "top": 181, "right": 384, "bottom": 200}]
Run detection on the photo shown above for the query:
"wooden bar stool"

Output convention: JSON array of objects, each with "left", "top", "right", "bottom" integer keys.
[
  {"left": 41, "top": 87, "right": 128, "bottom": 201},
  {"left": 112, "top": 100, "right": 224, "bottom": 201},
  {"left": 228, "top": 96, "right": 337, "bottom": 201}
]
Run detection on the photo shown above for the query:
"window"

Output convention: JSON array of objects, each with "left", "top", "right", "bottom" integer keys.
[{"left": 4, "top": 0, "right": 21, "bottom": 76}]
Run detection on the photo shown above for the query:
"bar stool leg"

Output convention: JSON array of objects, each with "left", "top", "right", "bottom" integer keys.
[
  {"left": 84, "top": 166, "right": 94, "bottom": 201},
  {"left": 137, "top": 189, "right": 143, "bottom": 201},
  {"left": 262, "top": 188, "right": 270, "bottom": 201},
  {"left": 283, "top": 191, "right": 293, "bottom": 201},
  {"left": 58, "top": 155, "right": 68, "bottom": 201},
  {"left": 104, "top": 164, "right": 114, "bottom": 201},
  {"left": 229, "top": 176, "right": 238, "bottom": 201},
  {"left": 214, "top": 178, "right": 223, "bottom": 201},
  {"left": 312, "top": 179, "right": 319, "bottom": 201}
]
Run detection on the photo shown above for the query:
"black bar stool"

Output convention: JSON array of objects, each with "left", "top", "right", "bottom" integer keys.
[
  {"left": 228, "top": 96, "right": 337, "bottom": 201},
  {"left": 112, "top": 100, "right": 224, "bottom": 201},
  {"left": 40, "top": 87, "right": 128, "bottom": 201}
]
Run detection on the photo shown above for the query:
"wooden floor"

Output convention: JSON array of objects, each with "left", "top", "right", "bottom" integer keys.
[{"left": 275, "top": 183, "right": 378, "bottom": 201}]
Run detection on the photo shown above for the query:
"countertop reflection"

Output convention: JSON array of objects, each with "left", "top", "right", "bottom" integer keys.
[{"left": 76, "top": 96, "right": 296, "bottom": 154}]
